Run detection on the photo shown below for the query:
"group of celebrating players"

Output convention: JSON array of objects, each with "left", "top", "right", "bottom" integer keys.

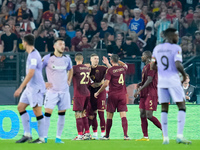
[{"left": 14, "top": 27, "right": 191, "bottom": 145}]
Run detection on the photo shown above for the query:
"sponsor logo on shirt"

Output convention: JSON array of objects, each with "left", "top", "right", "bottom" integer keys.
[{"left": 52, "top": 65, "right": 66, "bottom": 70}]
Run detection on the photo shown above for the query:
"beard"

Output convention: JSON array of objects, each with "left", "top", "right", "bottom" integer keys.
[{"left": 57, "top": 49, "right": 64, "bottom": 54}]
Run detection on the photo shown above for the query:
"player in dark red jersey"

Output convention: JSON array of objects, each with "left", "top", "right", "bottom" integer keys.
[
  {"left": 73, "top": 53, "right": 91, "bottom": 140},
  {"left": 134, "top": 51, "right": 162, "bottom": 141},
  {"left": 88, "top": 53, "right": 107, "bottom": 139},
  {"left": 94, "top": 54, "right": 130, "bottom": 140}
]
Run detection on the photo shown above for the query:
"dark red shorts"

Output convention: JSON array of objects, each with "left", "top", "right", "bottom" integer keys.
[
  {"left": 106, "top": 94, "right": 128, "bottom": 113},
  {"left": 73, "top": 96, "right": 90, "bottom": 111},
  {"left": 139, "top": 96, "right": 158, "bottom": 111},
  {"left": 90, "top": 90, "right": 106, "bottom": 111}
]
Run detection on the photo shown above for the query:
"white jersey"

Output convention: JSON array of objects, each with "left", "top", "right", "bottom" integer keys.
[{"left": 152, "top": 43, "right": 182, "bottom": 88}]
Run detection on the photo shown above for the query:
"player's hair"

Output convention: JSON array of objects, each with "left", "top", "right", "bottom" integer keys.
[
  {"left": 23, "top": 34, "right": 35, "bottom": 46},
  {"left": 82, "top": 36, "right": 88, "bottom": 39},
  {"left": 90, "top": 53, "right": 98, "bottom": 58},
  {"left": 143, "top": 51, "right": 152, "bottom": 59},
  {"left": 75, "top": 52, "right": 83, "bottom": 61},
  {"left": 147, "top": 12, "right": 153, "bottom": 20},
  {"left": 163, "top": 28, "right": 177, "bottom": 38},
  {"left": 53, "top": 38, "right": 64, "bottom": 44},
  {"left": 21, "top": 0, "right": 26, "bottom": 3},
  {"left": 76, "top": 29, "right": 82, "bottom": 33},
  {"left": 110, "top": 54, "right": 119, "bottom": 63},
  {"left": 186, "top": 73, "right": 190, "bottom": 78},
  {"left": 4, "top": 23, "right": 10, "bottom": 27}
]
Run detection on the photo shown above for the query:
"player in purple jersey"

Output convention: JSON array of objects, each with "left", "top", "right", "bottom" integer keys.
[
  {"left": 73, "top": 53, "right": 91, "bottom": 140},
  {"left": 14, "top": 34, "right": 45, "bottom": 143},
  {"left": 42, "top": 38, "right": 73, "bottom": 143},
  {"left": 94, "top": 54, "right": 130, "bottom": 140},
  {"left": 151, "top": 28, "right": 191, "bottom": 145}
]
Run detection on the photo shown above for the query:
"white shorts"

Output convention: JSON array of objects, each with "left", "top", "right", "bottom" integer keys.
[
  {"left": 20, "top": 88, "right": 44, "bottom": 108},
  {"left": 44, "top": 91, "right": 71, "bottom": 111},
  {"left": 158, "top": 86, "right": 185, "bottom": 104}
]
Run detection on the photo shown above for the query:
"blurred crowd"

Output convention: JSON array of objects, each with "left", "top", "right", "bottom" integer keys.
[{"left": 0, "top": 0, "right": 200, "bottom": 59}]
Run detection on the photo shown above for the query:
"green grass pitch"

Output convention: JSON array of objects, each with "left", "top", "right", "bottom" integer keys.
[{"left": 0, "top": 105, "right": 200, "bottom": 149}]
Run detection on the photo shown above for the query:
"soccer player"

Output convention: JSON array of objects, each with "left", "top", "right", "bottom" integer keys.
[
  {"left": 14, "top": 34, "right": 45, "bottom": 143},
  {"left": 151, "top": 28, "right": 191, "bottom": 144},
  {"left": 42, "top": 38, "right": 73, "bottom": 143},
  {"left": 88, "top": 53, "right": 107, "bottom": 139},
  {"left": 134, "top": 51, "right": 162, "bottom": 141},
  {"left": 73, "top": 53, "right": 91, "bottom": 140},
  {"left": 94, "top": 54, "right": 130, "bottom": 140}
]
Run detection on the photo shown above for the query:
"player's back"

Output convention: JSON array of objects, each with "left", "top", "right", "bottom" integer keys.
[
  {"left": 26, "top": 49, "right": 45, "bottom": 92},
  {"left": 152, "top": 43, "right": 182, "bottom": 88},
  {"left": 106, "top": 66, "right": 127, "bottom": 95},
  {"left": 73, "top": 64, "right": 90, "bottom": 97}
]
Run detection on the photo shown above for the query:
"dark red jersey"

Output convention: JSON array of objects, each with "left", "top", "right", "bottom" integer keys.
[
  {"left": 140, "top": 63, "right": 157, "bottom": 98},
  {"left": 89, "top": 65, "right": 107, "bottom": 92},
  {"left": 105, "top": 65, "right": 127, "bottom": 95},
  {"left": 73, "top": 64, "right": 90, "bottom": 97}
]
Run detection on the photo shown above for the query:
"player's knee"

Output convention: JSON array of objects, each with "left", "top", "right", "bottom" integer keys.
[
  {"left": 140, "top": 112, "right": 146, "bottom": 118},
  {"left": 17, "top": 105, "right": 24, "bottom": 112},
  {"left": 107, "top": 112, "right": 114, "bottom": 119},
  {"left": 179, "top": 108, "right": 186, "bottom": 112},
  {"left": 44, "top": 112, "right": 51, "bottom": 117},
  {"left": 146, "top": 113, "right": 153, "bottom": 119},
  {"left": 33, "top": 108, "right": 42, "bottom": 116},
  {"left": 177, "top": 103, "right": 186, "bottom": 111},
  {"left": 75, "top": 111, "right": 82, "bottom": 118},
  {"left": 161, "top": 110, "right": 168, "bottom": 113},
  {"left": 19, "top": 110, "right": 27, "bottom": 116},
  {"left": 58, "top": 112, "right": 66, "bottom": 116},
  {"left": 88, "top": 115, "right": 94, "bottom": 120}
]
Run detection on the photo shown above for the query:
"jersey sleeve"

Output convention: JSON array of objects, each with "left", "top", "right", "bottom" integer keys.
[
  {"left": 72, "top": 66, "right": 76, "bottom": 76},
  {"left": 101, "top": 66, "right": 107, "bottom": 77},
  {"left": 152, "top": 46, "right": 157, "bottom": 62},
  {"left": 38, "top": 1, "right": 43, "bottom": 9},
  {"left": 123, "top": 64, "right": 128, "bottom": 71},
  {"left": 29, "top": 54, "right": 38, "bottom": 70},
  {"left": 105, "top": 68, "right": 112, "bottom": 81},
  {"left": 174, "top": 45, "right": 182, "bottom": 62},
  {"left": 42, "top": 54, "right": 50, "bottom": 68},
  {"left": 147, "top": 66, "right": 156, "bottom": 78},
  {"left": 66, "top": 55, "right": 72, "bottom": 71}
]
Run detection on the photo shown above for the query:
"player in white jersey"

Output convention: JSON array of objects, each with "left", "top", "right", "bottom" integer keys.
[
  {"left": 42, "top": 38, "right": 73, "bottom": 143},
  {"left": 14, "top": 34, "right": 45, "bottom": 143},
  {"left": 151, "top": 28, "right": 191, "bottom": 145}
]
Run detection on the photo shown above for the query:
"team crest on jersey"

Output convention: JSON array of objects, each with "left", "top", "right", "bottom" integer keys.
[
  {"left": 91, "top": 75, "right": 95, "bottom": 80},
  {"left": 96, "top": 69, "right": 99, "bottom": 73}
]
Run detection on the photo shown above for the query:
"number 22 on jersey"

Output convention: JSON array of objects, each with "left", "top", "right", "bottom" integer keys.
[
  {"left": 118, "top": 74, "right": 124, "bottom": 85},
  {"left": 80, "top": 72, "right": 90, "bottom": 84}
]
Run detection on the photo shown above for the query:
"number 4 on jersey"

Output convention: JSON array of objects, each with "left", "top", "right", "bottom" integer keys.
[{"left": 118, "top": 74, "right": 124, "bottom": 85}]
